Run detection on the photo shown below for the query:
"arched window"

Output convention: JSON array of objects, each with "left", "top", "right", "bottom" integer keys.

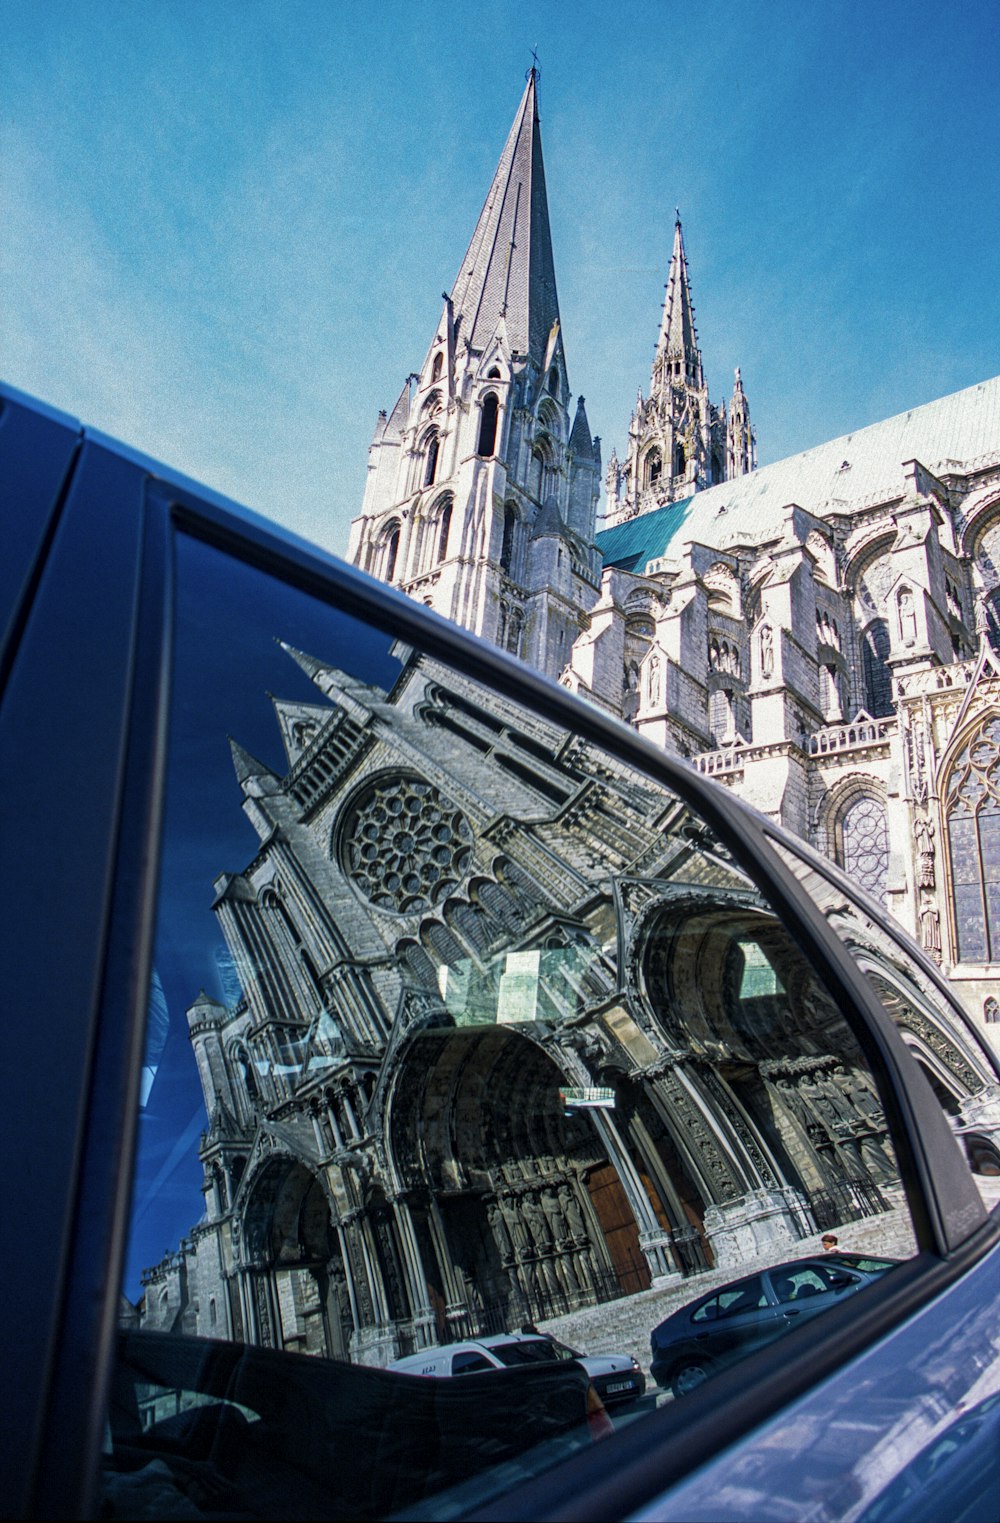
[
  {"left": 500, "top": 504, "right": 517, "bottom": 574},
  {"left": 837, "top": 794, "right": 889, "bottom": 905},
  {"left": 645, "top": 449, "right": 662, "bottom": 488},
  {"left": 477, "top": 393, "right": 499, "bottom": 457},
  {"left": 946, "top": 713, "right": 1000, "bottom": 962},
  {"left": 431, "top": 351, "right": 443, "bottom": 382},
  {"left": 820, "top": 664, "right": 842, "bottom": 720},
  {"left": 861, "top": 619, "right": 893, "bottom": 717},
  {"left": 436, "top": 498, "right": 452, "bottom": 562},
  {"left": 709, "top": 688, "right": 733, "bottom": 745},
  {"left": 423, "top": 430, "right": 440, "bottom": 486},
  {"left": 548, "top": 367, "right": 559, "bottom": 394},
  {"left": 383, "top": 523, "right": 400, "bottom": 582},
  {"left": 985, "top": 997, "right": 1000, "bottom": 1024},
  {"left": 673, "top": 442, "right": 686, "bottom": 476}
]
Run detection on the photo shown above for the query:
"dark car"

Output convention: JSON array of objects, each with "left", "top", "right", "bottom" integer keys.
[
  {"left": 651, "top": 1253, "right": 898, "bottom": 1397},
  {"left": 3, "top": 383, "right": 1000, "bottom": 1523}
]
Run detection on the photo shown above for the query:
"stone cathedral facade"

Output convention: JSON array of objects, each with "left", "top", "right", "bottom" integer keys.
[{"left": 138, "top": 73, "right": 1000, "bottom": 1361}]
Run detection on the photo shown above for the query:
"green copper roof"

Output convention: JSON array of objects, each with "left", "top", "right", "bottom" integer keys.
[{"left": 595, "top": 496, "right": 695, "bottom": 572}]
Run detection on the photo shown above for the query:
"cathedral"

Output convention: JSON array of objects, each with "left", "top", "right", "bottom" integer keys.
[
  {"left": 348, "top": 68, "right": 1000, "bottom": 1052},
  {"left": 137, "top": 72, "right": 1000, "bottom": 1364}
]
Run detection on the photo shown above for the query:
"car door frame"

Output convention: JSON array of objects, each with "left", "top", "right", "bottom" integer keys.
[{"left": 2, "top": 384, "right": 997, "bottom": 1520}]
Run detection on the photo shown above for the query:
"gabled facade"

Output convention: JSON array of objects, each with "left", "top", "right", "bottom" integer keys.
[{"left": 348, "top": 71, "right": 603, "bottom": 680}]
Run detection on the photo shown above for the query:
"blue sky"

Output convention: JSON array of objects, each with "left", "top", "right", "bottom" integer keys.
[{"left": 3, "top": 0, "right": 999, "bottom": 557}]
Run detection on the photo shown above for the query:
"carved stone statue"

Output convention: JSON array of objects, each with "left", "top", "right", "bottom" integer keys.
[
  {"left": 522, "top": 1192, "right": 552, "bottom": 1252},
  {"left": 914, "top": 815, "right": 936, "bottom": 889},
  {"left": 559, "top": 1184, "right": 587, "bottom": 1240},
  {"left": 487, "top": 1200, "right": 514, "bottom": 1262},
  {"left": 760, "top": 623, "right": 774, "bottom": 678}
]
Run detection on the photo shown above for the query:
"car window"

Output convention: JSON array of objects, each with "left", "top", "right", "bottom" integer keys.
[
  {"left": 831, "top": 1254, "right": 895, "bottom": 1273},
  {"left": 490, "top": 1342, "right": 559, "bottom": 1367},
  {"left": 768, "top": 1264, "right": 857, "bottom": 1303},
  {"left": 692, "top": 1282, "right": 768, "bottom": 1321},
  {"left": 98, "top": 528, "right": 1000, "bottom": 1515},
  {"left": 452, "top": 1351, "right": 494, "bottom": 1375}
]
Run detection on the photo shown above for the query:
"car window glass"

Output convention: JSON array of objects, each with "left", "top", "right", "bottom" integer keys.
[
  {"left": 100, "top": 531, "right": 973, "bottom": 1517},
  {"left": 490, "top": 1341, "right": 559, "bottom": 1367},
  {"left": 768, "top": 1264, "right": 855, "bottom": 1303},
  {"left": 452, "top": 1351, "right": 494, "bottom": 1374}
]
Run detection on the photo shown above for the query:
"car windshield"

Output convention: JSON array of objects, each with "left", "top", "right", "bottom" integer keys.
[{"left": 99, "top": 530, "right": 1000, "bottom": 1518}]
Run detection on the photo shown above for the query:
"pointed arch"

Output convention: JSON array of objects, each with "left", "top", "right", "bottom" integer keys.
[
  {"left": 943, "top": 709, "right": 1000, "bottom": 962},
  {"left": 422, "top": 428, "right": 440, "bottom": 487},
  {"left": 500, "top": 502, "right": 518, "bottom": 575},
  {"left": 836, "top": 792, "right": 890, "bottom": 906},
  {"left": 374, "top": 519, "right": 401, "bottom": 583},
  {"left": 644, "top": 448, "right": 662, "bottom": 489},
  {"left": 476, "top": 393, "right": 499, "bottom": 457},
  {"left": 861, "top": 618, "right": 893, "bottom": 718}
]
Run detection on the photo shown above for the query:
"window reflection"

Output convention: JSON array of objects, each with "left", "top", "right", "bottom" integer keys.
[{"left": 106, "top": 535, "right": 997, "bottom": 1514}]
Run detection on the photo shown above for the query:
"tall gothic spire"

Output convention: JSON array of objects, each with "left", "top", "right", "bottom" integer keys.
[
  {"left": 349, "top": 72, "right": 601, "bottom": 678},
  {"left": 654, "top": 214, "right": 703, "bottom": 389},
  {"left": 448, "top": 68, "right": 560, "bottom": 364}
]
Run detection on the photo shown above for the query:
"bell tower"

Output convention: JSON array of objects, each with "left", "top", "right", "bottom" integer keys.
[{"left": 348, "top": 70, "right": 602, "bottom": 680}]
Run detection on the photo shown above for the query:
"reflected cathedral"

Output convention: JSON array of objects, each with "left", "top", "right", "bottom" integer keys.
[{"left": 139, "top": 642, "right": 996, "bottom": 1364}]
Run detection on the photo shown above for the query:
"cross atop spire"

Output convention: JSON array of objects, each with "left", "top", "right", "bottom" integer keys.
[{"left": 448, "top": 70, "right": 560, "bottom": 364}]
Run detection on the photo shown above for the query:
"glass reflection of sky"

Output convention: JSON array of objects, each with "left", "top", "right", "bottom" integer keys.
[{"left": 124, "top": 534, "right": 400, "bottom": 1298}]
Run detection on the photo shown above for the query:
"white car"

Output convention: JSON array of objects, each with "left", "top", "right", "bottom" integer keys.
[{"left": 390, "top": 1333, "right": 647, "bottom": 1406}]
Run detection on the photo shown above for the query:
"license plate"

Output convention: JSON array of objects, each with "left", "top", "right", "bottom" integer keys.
[{"left": 605, "top": 1380, "right": 636, "bottom": 1394}]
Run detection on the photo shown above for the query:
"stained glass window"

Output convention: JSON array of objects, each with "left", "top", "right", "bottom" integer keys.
[
  {"left": 946, "top": 715, "right": 1000, "bottom": 962},
  {"left": 839, "top": 795, "right": 889, "bottom": 904}
]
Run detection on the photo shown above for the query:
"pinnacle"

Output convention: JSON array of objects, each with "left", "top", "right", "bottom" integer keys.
[{"left": 228, "top": 736, "right": 277, "bottom": 787}]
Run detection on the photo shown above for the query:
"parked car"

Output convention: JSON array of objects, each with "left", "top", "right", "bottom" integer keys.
[
  {"left": 651, "top": 1253, "right": 899, "bottom": 1397},
  {"left": 390, "top": 1333, "right": 647, "bottom": 1406},
  {"left": 3, "top": 384, "right": 999, "bottom": 1522}
]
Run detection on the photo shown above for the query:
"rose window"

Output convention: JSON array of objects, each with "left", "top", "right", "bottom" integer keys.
[{"left": 343, "top": 775, "right": 473, "bottom": 913}]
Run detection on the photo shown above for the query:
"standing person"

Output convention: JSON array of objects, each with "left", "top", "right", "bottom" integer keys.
[{"left": 821, "top": 1233, "right": 839, "bottom": 1252}]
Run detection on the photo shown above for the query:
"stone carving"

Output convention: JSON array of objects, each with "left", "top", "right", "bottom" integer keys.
[
  {"left": 652, "top": 1068, "right": 743, "bottom": 1201},
  {"left": 759, "top": 623, "right": 773, "bottom": 678},
  {"left": 559, "top": 1183, "right": 587, "bottom": 1239},
  {"left": 920, "top": 906, "right": 942, "bottom": 961},
  {"left": 913, "top": 814, "right": 936, "bottom": 888},
  {"left": 646, "top": 650, "right": 661, "bottom": 707}
]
